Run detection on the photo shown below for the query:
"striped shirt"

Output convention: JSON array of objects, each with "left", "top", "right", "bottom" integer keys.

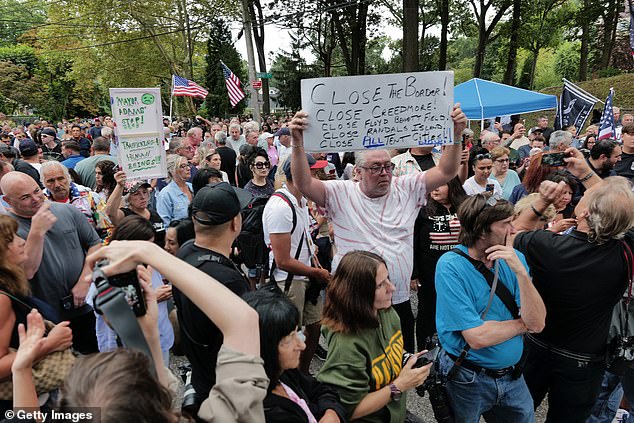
[{"left": 324, "top": 173, "right": 427, "bottom": 304}]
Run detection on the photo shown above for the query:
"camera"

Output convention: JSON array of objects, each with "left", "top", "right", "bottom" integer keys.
[
  {"left": 93, "top": 259, "right": 147, "bottom": 317},
  {"left": 403, "top": 347, "right": 454, "bottom": 422}
]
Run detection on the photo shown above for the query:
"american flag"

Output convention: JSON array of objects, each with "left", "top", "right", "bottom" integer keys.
[
  {"left": 220, "top": 62, "right": 245, "bottom": 108},
  {"left": 172, "top": 75, "right": 208, "bottom": 98},
  {"left": 597, "top": 88, "right": 616, "bottom": 141}
]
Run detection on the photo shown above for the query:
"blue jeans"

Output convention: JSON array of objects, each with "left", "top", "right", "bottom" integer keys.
[
  {"left": 588, "top": 368, "right": 634, "bottom": 423},
  {"left": 438, "top": 350, "right": 534, "bottom": 423}
]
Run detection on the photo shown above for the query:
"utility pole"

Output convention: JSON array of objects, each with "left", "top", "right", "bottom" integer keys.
[{"left": 241, "top": 0, "right": 261, "bottom": 123}]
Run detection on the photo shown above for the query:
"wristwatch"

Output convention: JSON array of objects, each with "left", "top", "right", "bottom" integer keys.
[{"left": 389, "top": 382, "right": 402, "bottom": 401}]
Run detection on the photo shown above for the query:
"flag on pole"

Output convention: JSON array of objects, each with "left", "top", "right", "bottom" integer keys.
[
  {"left": 172, "top": 75, "right": 208, "bottom": 98},
  {"left": 597, "top": 88, "right": 616, "bottom": 141},
  {"left": 629, "top": 0, "right": 634, "bottom": 57},
  {"left": 220, "top": 62, "right": 245, "bottom": 108},
  {"left": 554, "top": 79, "right": 599, "bottom": 133}
]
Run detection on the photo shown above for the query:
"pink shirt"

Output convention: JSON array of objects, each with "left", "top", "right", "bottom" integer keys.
[{"left": 280, "top": 382, "right": 318, "bottom": 423}]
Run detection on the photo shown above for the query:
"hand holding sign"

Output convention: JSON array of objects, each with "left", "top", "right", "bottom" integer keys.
[{"left": 300, "top": 71, "right": 455, "bottom": 152}]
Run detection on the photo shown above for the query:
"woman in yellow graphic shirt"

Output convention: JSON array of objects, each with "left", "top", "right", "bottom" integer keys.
[{"left": 317, "top": 251, "right": 431, "bottom": 423}]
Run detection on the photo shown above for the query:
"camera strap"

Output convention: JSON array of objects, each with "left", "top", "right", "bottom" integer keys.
[
  {"left": 447, "top": 248, "right": 520, "bottom": 379},
  {"left": 93, "top": 269, "right": 156, "bottom": 378},
  {"left": 618, "top": 241, "right": 634, "bottom": 340}
]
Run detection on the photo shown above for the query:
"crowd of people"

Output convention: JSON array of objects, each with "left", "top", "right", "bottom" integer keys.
[{"left": 0, "top": 105, "right": 632, "bottom": 423}]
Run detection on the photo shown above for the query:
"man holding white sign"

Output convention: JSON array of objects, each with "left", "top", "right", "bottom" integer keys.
[{"left": 290, "top": 101, "right": 466, "bottom": 354}]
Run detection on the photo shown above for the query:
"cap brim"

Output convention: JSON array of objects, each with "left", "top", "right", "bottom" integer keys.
[
  {"left": 310, "top": 160, "right": 329, "bottom": 169},
  {"left": 232, "top": 186, "right": 254, "bottom": 209}
]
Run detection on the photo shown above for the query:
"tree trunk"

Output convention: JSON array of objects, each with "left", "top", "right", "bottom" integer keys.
[
  {"left": 357, "top": 0, "right": 368, "bottom": 75},
  {"left": 600, "top": 0, "right": 617, "bottom": 69},
  {"left": 403, "top": 0, "right": 419, "bottom": 72},
  {"left": 503, "top": 0, "right": 521, "bottom": 85},
  {"left": 529, "top": 49, "right": 539, "bottom": 90},
  {"left": 578, "top": 0, "right": 589, "bottom": 80},
  {"left": 473, "top": 21, "right": 487, "bottom": 77},
  {"left": 438, "top": 0, "right": 449, "bottom": 70}
]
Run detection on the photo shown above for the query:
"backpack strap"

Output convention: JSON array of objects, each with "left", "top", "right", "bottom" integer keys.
[{"left": 269, "top": 190, "right": 302, "bottom": 294}]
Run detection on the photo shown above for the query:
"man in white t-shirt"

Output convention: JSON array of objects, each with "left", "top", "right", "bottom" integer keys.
[
  {"left": 262, "top": 153, "right": 330, "bottom": 372},
  {"left": 288, "top": 105, "right": 467, "bottom": 353}
]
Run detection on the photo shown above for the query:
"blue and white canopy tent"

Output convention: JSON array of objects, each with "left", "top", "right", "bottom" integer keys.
[{"left": 455, "top": 78, "right": 558, "bottom": 129}]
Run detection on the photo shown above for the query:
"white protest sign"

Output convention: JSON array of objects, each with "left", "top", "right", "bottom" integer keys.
[
  {"left": 300, "top": 71, "right": 454, "bottom": 152},
  {"left": 110, "top": 88, "right": 167, "bottom": 179}
]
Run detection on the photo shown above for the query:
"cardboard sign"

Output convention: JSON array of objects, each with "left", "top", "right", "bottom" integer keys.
[
  {"left": 110, "top": 88, "right": 167, "bottom": 179},
  {"left": 300, "top": 71, "right": 454, "bottom": 152}
]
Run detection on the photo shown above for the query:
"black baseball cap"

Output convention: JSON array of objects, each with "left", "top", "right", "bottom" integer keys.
[
  {"left": 191, "top": 182, "right": 253, "bottom": 225},
  {"left": 41, "top": 128, "right": 57, "bottom": 138}
]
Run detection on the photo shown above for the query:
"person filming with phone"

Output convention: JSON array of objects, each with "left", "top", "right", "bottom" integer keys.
[{"left": 435, "top": 193, "right": 546, "bottom": 422}]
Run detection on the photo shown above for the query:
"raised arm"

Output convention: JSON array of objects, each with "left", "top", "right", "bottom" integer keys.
[
  {"left": 104, "top": 171, "right": 127, "bottom": 226},
  {"left": 23, "top": 202, "right": 57, "bottom": 279},
  {"left": 85, "top": 241, "right": 259, "bottom": 356},
  {"left": 424, "top": 104, "right": 467, "bottom": 191},
  {"left": 289, "top": 111, "right": 328, "bottom": 207}
]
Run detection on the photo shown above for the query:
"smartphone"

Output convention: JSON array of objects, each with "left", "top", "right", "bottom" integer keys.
[
  {"left": 542, "top": 152, "right": 567, "bottom": 167},
  {"left": 108, "top": 269, "right": 147, "bottom": 317},
  {"left": 485, "top": 183, "right": 495, "bottom": 193},
  {"left": 414, "top": 347, "right": 440, "bottom": 368}
]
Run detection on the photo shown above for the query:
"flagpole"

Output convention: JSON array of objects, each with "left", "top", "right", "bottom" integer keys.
[{"left": 169, "top": 75, "right": 174, "bottom": 122}]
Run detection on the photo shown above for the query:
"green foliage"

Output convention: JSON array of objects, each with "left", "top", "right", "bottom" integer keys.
[
  {"left": 270, "top": 33, "right": 318, "bottom": 110},
  {"left": 554, "top": 41, "right": 580, "bottom": 81},
  {"left": 205, "top": 18, "right": 246, "bottom": 118}
]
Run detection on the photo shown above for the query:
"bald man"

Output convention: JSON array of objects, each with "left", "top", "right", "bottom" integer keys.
[{"left": 2, "top": 171, "right": 102, "bottom": 353}]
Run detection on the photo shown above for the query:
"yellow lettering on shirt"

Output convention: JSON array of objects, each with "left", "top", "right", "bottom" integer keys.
[{"left": 370, "top": 330, "right": 404, "bottom": 391}]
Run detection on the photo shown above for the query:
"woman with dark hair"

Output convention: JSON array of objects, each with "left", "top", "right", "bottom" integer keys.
[
  {"left": 462, "top": 152, "right": 502, "bottom": 196},
  {"left": 91, "top": 215, "right": 173, "bottom": 363},
  {"left": 508, "top": 152, "right": 560, "bottom": 204},
  {"left": 317, "top": 251, "right": 431, "bottom": 423},
  {"left": 242, "top": 290, "right": 347, "bottom": 423},
  {"left": 236, "top": 145, "right": 257, "bottom": 188},
  {"left": 95, "top": 160, "right": 117, "bottom": 199},
  {"left": 412, "top": 176, "right": 467, "bottom": 350},
  {"left": 192, "top": 168, "right": 223, "bottom": 195},
  {"left": 164, "top": 219, "right": 195, "bottom": 256},
  {"left": 0, "top": 215, "right": 72, "bottom": 414},
  {"left": 582, "top": 134, "right": 597, "bottom": 151},
  {"left": 341, "top": 152, "right": 356, "bottom": 181},
  {"left": 244, "top": 149, "right": 274, "bottom": 197},
  {"left": 544, "top": 170, "right": 577, "bottom": 233}
]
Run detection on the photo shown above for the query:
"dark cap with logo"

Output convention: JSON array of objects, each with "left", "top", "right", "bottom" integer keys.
[
  {"left": 191, "top": 182, "right": 253, "bottom": 225},
  {"left": 282, "top": 153, "right": 328, "bottom": 180}
]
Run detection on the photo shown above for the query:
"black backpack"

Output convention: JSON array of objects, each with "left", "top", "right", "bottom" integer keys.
[{"left": 234, "top": 195, "right": 271, "bottom": 268}]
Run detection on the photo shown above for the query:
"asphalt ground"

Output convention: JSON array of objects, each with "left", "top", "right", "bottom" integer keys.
[{"left": 169, "top": 291, "right": 550, "bottom": 422}]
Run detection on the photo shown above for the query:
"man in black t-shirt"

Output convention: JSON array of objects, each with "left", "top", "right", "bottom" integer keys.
[
  {"left": 512, "top": 158, "right": 634, "bottom": 422},
  {"left": 173, "top": 182, "right": 253, "bottom": 411},
  {"left": 215, "top": 132, "right": 237, "bottom": 185}
]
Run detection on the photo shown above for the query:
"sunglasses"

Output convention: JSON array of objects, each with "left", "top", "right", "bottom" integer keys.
[
  {"left": 474, "top": 153, "right": 491, "bottom": 161},
  {"left": 253, "top": 161, "right": 270, "bottom": 169}
]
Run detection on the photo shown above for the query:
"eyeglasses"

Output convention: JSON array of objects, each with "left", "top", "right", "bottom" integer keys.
[
  {"left": 279, "top": 329, "right": 306, "bottom": 347},
  {"left": 494, "top": 158, "right": 509, "bottom": 163},
  {"left": 474, "top": 153, "right": 491, "bottom": 161},
  {"left": 360, "top": 163, "right": 395, "bottom": 175},
  {"left": 253, "top": 161, "right": 270, "bottom": 169},
  {"left": 178, "top": 164, "right": 190, "bottom": 169}
]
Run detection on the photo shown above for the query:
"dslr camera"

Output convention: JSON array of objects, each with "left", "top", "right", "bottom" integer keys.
[
  {"left": 92, "top": 259, "right": 147, "bottom": 317},
  {"left": 402, "top": 347, "right": 454, "bottom": 423}
]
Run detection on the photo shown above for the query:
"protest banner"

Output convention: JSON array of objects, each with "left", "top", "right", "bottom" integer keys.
[
  {"left": 300, "top": 71, "right": 454, "bottom": 152},
  {"left": 110, "top": 88, "right": 167, "bottom": 179}
]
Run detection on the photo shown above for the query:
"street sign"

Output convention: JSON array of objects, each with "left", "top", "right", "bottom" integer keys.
[
  {"left": 256, "top": 72, "right": 272, "bottom": 79},
  {"left": 252, "top": 80, "right": 262, "bottom": 89}
]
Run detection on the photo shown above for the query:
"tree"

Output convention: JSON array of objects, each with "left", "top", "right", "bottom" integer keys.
[
  {"left": 403, "top": 0, "right": 419, "bottom": 71},
  {"left": 270, "top": 34, "right": 318, "bottom": 110},
  {"left": 466, "top": 0, "right": 512, "bottom": 77},
  {"left": 502, "top": 0, "right": 521, "bottom": 85},
  {"left": 205, "top": 18, "right": 246, "bottom": 118},
  {"left": 325, "top": 0, "right": 370, "bottom": 75},
  {"left": 248, "top": 0, "right": 271, "bottom": 115}
]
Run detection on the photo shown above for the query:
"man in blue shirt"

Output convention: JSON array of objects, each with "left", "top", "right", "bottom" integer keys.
[
  {"left": 435, "top": 193, "right": 546, "bottom": 422},
  {"left": 60, "top": 141, "right": 86, "bottom": 169}
]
